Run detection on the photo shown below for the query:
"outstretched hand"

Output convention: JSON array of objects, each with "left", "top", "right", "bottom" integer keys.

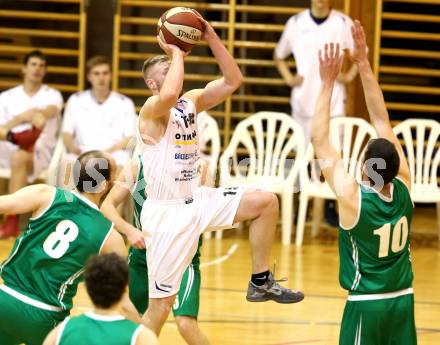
[
  {"left": 349, "top": 20, "right": 368, "bottom": 64},
  {"left": 319, "top": 42, "right": 343, "bottom": 84}
]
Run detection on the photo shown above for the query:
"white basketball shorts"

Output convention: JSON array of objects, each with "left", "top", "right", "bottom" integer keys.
[{"left": 140, "top": 186, "right": 245, "bottom": 298}]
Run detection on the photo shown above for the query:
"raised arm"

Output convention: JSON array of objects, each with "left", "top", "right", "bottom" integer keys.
[
  {"left": 185, "top": 15, "right": 243, "bottom": 113},
  {"left": 101, "top": 158, "right": 145, "bottom": 249},
  {"left": 140, "top": 38, "right": 186, "bottom": 121},
  {"left": 311, "top": 43, "right": 359, "bottom": 228},
  {"left": 350, "top": 20, "right": 411, "bottom": 187},
  {"left": 0, "top": 184, "right": 54, "bottom": 217}
]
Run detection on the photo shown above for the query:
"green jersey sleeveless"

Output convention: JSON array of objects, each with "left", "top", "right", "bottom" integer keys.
[
  {"left": 0, "top": 188, "right": 113, "bottom": 311},
  {"left": 339, "top": 178, "right": 414, "bottom": 294},
  {"left": 59, "top": 312, "right": 142, "bottom": 345}
]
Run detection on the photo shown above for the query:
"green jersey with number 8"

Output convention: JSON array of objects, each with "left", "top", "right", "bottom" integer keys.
[
  {"left": 0, "top": 187, "right": 113, "bottom": 311},
  {"left": 339, "top": 178, "right": 414, "bottom": 294}
]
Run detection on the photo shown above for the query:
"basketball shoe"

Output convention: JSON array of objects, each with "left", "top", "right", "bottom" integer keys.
[{"left": 246, "top": 272, "right": 304, "bottom": 304}]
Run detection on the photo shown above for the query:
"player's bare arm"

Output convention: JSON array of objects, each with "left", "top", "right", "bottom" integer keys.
[
  {"left": 350, "top": 20, "right": 411, "bottom": 188},
  {"left": 185, "top": 15, "right": 243, "bottom": 113},
  {"left": 32, "top": 104, "right": 59, "bottom": 129},
  {"left": 140, "top": 38, "right": 186, "bottom": 122},
  {"left": 63, "top": 132, "right": 81, "bottom": 154},
  {"left": 105, "top": 136, "right": 134, "bottom": 154},
  {"left": 0, "top": 184, "right": 54, "bottom": 217},
  {"left": 274, "top": 53, "right": 304, "bottom": 87},
  {"left": 2, "top": 105, "right": 57, "bottom": 132},
  {"left": 311, "top": 43, "right": 358, "bottom": 228},
  {"left": 101, "top": 158, "right": 146, "bottom": 249}
]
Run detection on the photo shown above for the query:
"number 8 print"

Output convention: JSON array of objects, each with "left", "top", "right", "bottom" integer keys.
[{"left": 43, "top": 220, "right": 79, "bottom": 259}]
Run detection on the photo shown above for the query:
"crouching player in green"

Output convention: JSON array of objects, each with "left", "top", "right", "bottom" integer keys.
[
  {"left": 0, "top": 151, "right": 140, "bottom": 345},
  {"left": 311, "top": 22, "right": 417, "bottom": 345},
  {"left": 102, "top": 156, "right": 209, "bottom": 345},
  {"left": 43, "top": 253, "right": 158, "bottom": 345}
]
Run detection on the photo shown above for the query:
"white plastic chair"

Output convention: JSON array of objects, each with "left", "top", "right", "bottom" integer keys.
[
  {"left": 393, "top": 119, "right": 440, "bottom": 239},
  {"left": 296, "top": 117, "right": 377, "bottom": 246},
  {"left": 219, "top": 111, "right": 305, "bottom": 245},
  {"left": 0, "top": 136, "right": 65, "bottom": 187}
]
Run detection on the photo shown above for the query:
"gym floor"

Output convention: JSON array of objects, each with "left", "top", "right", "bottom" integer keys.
[{"left": 1, "top": 206, "right": 439, "bottom": 345}]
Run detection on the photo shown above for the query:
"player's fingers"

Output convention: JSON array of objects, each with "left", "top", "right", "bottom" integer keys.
[
  {"left": 329, "top": 42, "right": 335, "bottom": 60},
  {"left": 134, "top": 240, "right": 143, "bottom": 249},
  {"left": 335, "top": 43, "right": 340, "bottom": 59},
  {"left": 356, "top": 21, "right": 364, "bottom": 42},
  {"left": 360, "top": 24, "right": 366, "bottom": 42},
  {"left": 324, "top": 43, "right": 329, "bottom": 60}
]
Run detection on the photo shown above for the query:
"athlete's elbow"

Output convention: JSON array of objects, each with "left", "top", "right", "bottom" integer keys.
[
  {"left": 225, "top": 74, "right": 243, "bottom": 93},
  {"left": 159, "top": 88, "right": 179, "bottom": 107},
  {"left": 232, "top": 71, "right": 244, "bottom": 89}
]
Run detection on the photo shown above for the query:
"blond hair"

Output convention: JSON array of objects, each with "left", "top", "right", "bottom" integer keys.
[{"left": 142, "top": 55, "right": 169, "bottom": 79}]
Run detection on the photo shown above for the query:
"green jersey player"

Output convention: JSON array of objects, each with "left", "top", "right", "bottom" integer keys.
[
  {"left": 43, "top": 253, "right": 158, "bottom": 345},
  {"left": 101, "top": 156, "right": 209, "bottom": 345},
  {"left": 311, "top": 22, "right": 416, "bottom": 345},
  {"left": 0, "top": 151, "right": 136, "bottom": 345}
]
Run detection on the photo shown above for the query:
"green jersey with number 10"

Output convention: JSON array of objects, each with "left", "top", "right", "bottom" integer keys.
[
  {"left": 0, "top": 188, "right": 113, "bottom": 311},
  {"left": 339, "top": 178, "right": 414, "bottom": 295}
]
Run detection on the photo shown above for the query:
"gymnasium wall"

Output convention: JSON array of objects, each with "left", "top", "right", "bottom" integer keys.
[{"left": 0, "top": 0, "right": 438, "bottom": 149}]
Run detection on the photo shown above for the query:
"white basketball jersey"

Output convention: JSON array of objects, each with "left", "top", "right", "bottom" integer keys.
[{"left": 137, "top": 97, "right": 201, "bottom": 200}]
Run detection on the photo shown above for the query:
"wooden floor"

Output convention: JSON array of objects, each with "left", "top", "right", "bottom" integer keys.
[{"left": 1, "top": 225, "right": 440, "bottom": 345}]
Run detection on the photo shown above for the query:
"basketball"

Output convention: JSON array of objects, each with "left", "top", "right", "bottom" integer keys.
[{"left": 157, "top": 7, "right": 204, "bottom": 52}]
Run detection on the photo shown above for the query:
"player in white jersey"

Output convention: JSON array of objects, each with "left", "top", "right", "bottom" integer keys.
[
  {"left": 61, "top": 56, "right": 136, "bottom": 187},
  {"left": 275, "top": 0, "right": 357, "bottom": 145},
  {"left": 136, "top": 14, "right": 304, "bottom": 336},
  {"left": 0, "top": 50, "right": 63, "bottom": 238}
]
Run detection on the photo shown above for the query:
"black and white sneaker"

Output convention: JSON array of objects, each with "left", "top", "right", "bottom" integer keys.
[{"left": 246, "top": 272, "right": 304, "bottom": 304}]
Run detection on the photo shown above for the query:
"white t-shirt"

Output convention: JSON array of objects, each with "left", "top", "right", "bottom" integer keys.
[
  {"left": 0, "top": 84, "right": 63, "bottom": 132},
  {"left": 275, "top": 9, "right": 354, "bottom": 118},
  {"left": 62, "top": 90, "right": 136, "bottom": 165}
]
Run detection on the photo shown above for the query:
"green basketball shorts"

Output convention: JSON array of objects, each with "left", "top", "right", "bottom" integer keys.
[
  {"left": 0, "top": 287, "right": 67, "bottom": 345},
  {"left": 128, "top": 246, "right": 201, "bottom": 318},
  {"left": 340, "top": 290, "right": 417, "bottom": 345}
]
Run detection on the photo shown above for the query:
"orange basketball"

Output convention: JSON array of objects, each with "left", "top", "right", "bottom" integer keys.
[{"left": 157, "top": 7, "right": 204, "bottom": 52}]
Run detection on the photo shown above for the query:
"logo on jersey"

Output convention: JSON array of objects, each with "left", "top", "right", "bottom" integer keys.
[
  {"left": 175, "top": 130, "right": 197, "bottom": 146},
  {"left": 223, "top": 187, "right": 239, "bottom": 197},
  {"left": 175, "top": 151, "right": 199, "bottom": 160},
  {"left": 155, "top": 281, "right": 172, "bottom": 293},
  {"left": 180, "top": 113, "right": 195, "bottom": 129},
  {"left": 175, "top": 168, "right": 198, "bottom": 182}
]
